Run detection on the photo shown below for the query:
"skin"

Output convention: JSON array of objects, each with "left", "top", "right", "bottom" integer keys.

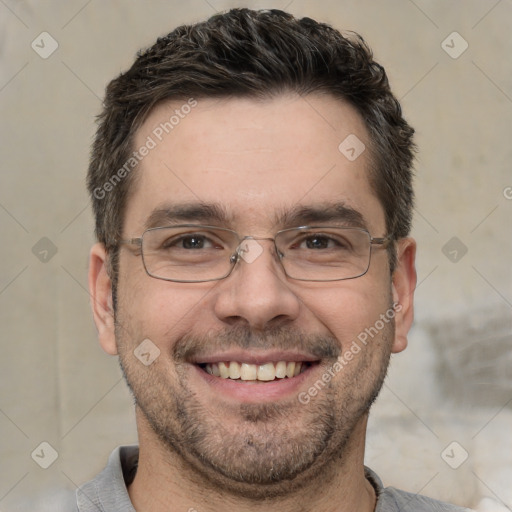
[{"left": 89, "top": 94, "right": 417, "bottom": 512}]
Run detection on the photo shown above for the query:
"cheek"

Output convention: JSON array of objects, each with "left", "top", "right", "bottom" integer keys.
[
  {"left": 297, "top": 277, "right": 392, "bottom": 345},
  {"left": 116, "top": 267, "right": 216, "bottom": 351}
]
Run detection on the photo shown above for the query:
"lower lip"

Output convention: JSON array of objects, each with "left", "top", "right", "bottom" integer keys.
[{"left": 191, "top": 364, "right": 318, "bottom": 403}]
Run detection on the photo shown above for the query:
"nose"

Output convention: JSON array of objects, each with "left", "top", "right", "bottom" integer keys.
[{"left": 212, "top": 238, "right": 301, "bottom": 330}]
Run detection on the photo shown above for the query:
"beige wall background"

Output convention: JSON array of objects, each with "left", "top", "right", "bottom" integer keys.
[{"left": 1, "top": 0, "right": 511, "bottom": 510}]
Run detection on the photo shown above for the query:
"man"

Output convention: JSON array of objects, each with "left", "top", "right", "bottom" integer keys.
[{"left": 79, "top": 8, "right": 469, "bottom": 512}]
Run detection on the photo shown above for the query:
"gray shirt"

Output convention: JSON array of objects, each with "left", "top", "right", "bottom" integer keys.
[{"left": 64, "top": 445, "right": 471, "bottom": 511}]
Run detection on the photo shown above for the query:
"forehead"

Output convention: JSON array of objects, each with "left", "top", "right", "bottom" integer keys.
[{"left": 125, "top": 94, "right": 385, "bottom": 234}]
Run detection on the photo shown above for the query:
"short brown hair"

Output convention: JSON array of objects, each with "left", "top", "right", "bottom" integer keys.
[{"left": 87, "top": 8, "right": 415, "bottom": 280}]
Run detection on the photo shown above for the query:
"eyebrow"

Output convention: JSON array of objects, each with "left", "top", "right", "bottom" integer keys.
[
  {"left": 276, "top": 203, "right": 368, "bottom": 230},
  {"left": 143, "top": 201, "right": 368, "bottom": 231},
  {"left": 144, "top": 203, "right": 231, "bottom": 230}
]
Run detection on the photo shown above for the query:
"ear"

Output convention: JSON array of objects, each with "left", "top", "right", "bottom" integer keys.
[
  {"left": 390, "top": 237, "right": 417, "bottom": 354},
  {"left": 88, "top": 243, "right": 118, "bottom": 355}
]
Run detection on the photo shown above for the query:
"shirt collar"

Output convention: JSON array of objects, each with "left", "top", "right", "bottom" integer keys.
[{"left": 76, "top": 445, "right": 138, "bottom": 512}]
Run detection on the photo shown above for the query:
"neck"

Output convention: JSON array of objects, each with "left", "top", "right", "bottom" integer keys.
[{"left": 128, "top": 410, "right": 376, "bottom": 512}]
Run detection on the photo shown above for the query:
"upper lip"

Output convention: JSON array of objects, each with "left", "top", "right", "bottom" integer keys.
[{"left": 189, "top": 350, "right": 320, "bottom": 366}]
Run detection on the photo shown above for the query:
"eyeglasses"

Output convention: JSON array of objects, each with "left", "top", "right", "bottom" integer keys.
[{"left": 119, "top": 225, "right": 391, "bottom": 283}]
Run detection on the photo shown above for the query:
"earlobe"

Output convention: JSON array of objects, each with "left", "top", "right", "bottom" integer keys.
[
  {"left": 390, "top": 237, "right": 417, "bottom": 354},
  {"left": 88, "top": 243, "right": 118, "bottom": 355}
]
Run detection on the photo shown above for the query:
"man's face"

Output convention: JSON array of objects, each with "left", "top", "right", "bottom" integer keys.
[{"left": 91, "top": 94, "right": 415, "bottom": 497}]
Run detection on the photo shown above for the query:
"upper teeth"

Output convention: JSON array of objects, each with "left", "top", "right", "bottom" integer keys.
[{"left": 204, "top": 361, "right": 305, "bottom": 381}]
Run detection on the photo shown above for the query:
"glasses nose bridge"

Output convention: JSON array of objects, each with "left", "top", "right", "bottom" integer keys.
[
  {"left": 240, "top": 234, "right": 275, "bottom": 243},
  {"left": 231, "top": 234, "right": 281, "bottom": 265}
]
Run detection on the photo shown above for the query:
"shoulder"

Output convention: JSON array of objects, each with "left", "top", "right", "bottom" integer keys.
[
  {"left": 365, "top": 467, "right": 473, "bottom": 512},
  {"left": 76, "top": 445, "right": 138, "bottom": 511},
  {"left": 17, "top": 489, "right": 78, "bottom": 512},
  {"left": 378, "top": 486, "right": 473, "bottom": 512}
]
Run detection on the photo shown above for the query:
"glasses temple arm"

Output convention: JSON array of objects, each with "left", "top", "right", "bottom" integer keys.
[
  {"left": 371, "top": 236, "right": 393, "bottom": 246},
  {"left": 118, "top": 238, "right": 143, "bottom": 246}
]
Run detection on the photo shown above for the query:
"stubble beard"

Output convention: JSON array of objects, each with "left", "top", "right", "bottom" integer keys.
[{"left": 116, "top": 321, "right": 394, "bottom": 500}]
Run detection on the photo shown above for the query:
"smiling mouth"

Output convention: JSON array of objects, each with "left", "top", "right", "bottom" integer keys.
[{"left": 198, "top": 361, "right": 316, "bottom": 382}]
